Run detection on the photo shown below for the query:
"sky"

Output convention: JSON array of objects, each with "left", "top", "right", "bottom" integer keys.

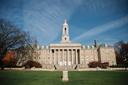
[{"left": 0, "top": 0, "right": 128, "bottom": 45}]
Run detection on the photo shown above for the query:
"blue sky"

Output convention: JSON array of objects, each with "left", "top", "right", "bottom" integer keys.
[{"left": 0, "top": 0, "right": 128, "bottom": 45}]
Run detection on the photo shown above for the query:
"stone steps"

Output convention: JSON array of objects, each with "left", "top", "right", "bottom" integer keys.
[{"left": 54, "top": 65, "right": 78, "bottom": 71}]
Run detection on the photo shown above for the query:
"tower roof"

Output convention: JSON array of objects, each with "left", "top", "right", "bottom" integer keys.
[{"left": 63, "top": 19, "right": 68, "bottom": 25}]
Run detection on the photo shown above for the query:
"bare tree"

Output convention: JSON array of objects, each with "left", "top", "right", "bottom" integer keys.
[
  {"left": 0, "top": 19, "right": 31, "bottom": 69},
  {"left": 15, "top": 42, "right": 40, "bottom": 66}
]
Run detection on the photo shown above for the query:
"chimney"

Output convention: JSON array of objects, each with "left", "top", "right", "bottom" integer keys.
[{"left": 94, "top": 40, "right": 97, "bottom": 47}]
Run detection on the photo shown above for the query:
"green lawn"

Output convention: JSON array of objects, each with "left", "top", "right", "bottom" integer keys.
[{"left": 0, "top": 71, "right": 128, "bottom": 85}]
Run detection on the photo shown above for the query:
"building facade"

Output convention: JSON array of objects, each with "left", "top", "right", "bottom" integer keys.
[{"left": 35, "top": 20, "right": 117, "bottom": 70}]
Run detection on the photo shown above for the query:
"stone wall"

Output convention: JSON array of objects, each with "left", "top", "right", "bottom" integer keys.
[
  {"left": 80, "top": 48, "right": 98, "bottom": 65},
  {"left": 99, "top": 47, "right": 116, "bottom": 66},
  {"left": 36, "top": 48, "right": 50, "bottom": 65}
]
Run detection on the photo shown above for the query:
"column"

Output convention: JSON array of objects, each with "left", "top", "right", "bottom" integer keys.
[
  {"left": 50, "top": 49, "right": 53, "bottom": 64},
  {"left": 58, "top": 49, "right": 60, "bottom": 65},
  {"left": 72, "top": 49, "right": 74, "bottom": 65},
  {"left": 75, "top": 49, "right": 78, "bottom": 64},
  {"left": 56, "top": 49, "right": 58, "bottom": 64},
  {"left": 70, "top": 49, "right": 73, "bottom": 64},
  {"left": 54, "top": 49, "right": 56, "bottom": 65},
  {"left": 60, "top": 49, "right": 62, "bottom": 65},
  {"left": 55, "top": 49, "right": 57, "bottom": 64},
  {"left": 78, "top": 49, "right": 80, "bottom": 64},
  {"left": 65, "top": 49, "right": 67, "bottom": 66},
  {"left": 62, "top": 49, "right": 64, "bottom": 66},
  {"left": 61, "top": 49, "right": 63, "bottom": 65},
  {"left": 67, "top": 49, "right": 70, "bottom": 65}
]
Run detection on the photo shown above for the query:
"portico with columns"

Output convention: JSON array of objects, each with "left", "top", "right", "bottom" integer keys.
[{"left": 50, "top": 44, "right": 81, "bottom": 66}]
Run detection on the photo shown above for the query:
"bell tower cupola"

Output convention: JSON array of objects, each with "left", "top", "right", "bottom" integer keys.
[{"left": 61, "top": 19, "right": 71, "bottom": 43}]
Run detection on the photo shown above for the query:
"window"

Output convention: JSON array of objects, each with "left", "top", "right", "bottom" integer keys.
[
  {"left": 52, "top": 49, "right": 54, "bottom": 53},
  {"left": 65, "top": 37, "right": 66, "bottom": 40},
  {"left": 65, "top": 28, "right": 66, "bottom": 34},
  {"left": 65, "top": 28, "right": 66, "bottom": 30}
]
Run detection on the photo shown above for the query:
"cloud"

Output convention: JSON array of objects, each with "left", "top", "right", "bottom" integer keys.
[
  {"left": 22, "top": 0, "right": 83, "bottom": 45},
  {"left": 73, "top": 15, "right": 128, "bottom": 41}
]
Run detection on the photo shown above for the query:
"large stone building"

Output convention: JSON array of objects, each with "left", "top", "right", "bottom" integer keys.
[{"left": 35, "top": 20, "right": 116, "bottom": 70}]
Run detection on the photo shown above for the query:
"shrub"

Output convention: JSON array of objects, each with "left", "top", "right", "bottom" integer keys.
[
  {"left": 110, "top": 64, "right": 127, "bottom": 68},
  {"left": 99, "top": 62, "right": 109, "bottom": 69},
  {"left": 88, "top": 61, "right": 100, "bottom": 68},
  {"left": 23, "top": 60, "right": 42, "bottom": 69},
  {"left": 88, "top": 61, "right": 109, "bottom": 69}
]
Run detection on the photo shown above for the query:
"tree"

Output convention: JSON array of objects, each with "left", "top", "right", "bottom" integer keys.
[
  {"left": 114, "top": 41, "right": 128, "bottom": 68},
  {"left": 2, "top": 50, "right": 17, "bottom": 67},
  {"left": 2, "top": 50, "right": 15, "bottom": 65},
  {"left": 15, "top": 43, "right": 40, "bottom": 66},
  {"left": 0, "top": 19, "right": 30, "bottom": 69},
  {"left": 120, "top": 43, "right": 128, "bottom": 68}
]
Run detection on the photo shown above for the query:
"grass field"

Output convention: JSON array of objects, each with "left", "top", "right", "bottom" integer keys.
[{"left": 0, "top": 71, "right": 128, "bottom": 85}]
